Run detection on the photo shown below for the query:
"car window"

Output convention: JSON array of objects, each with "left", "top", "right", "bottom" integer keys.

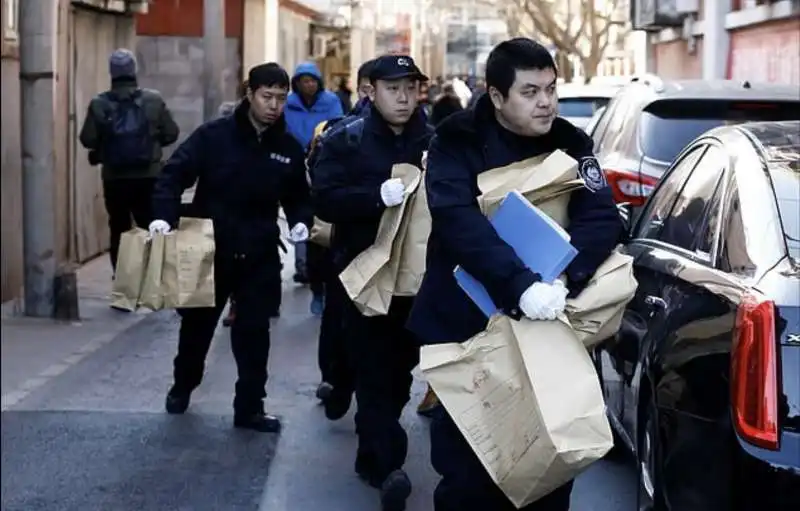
[
  {"left": 591, "top": 96, "right": 619, "bottom": 148},
  {"left": 659, "top": 146, "right": 726, "bottom": 254},
  {"left": 636, "top": 146, "right": 706, "bottom": 240},
  {"left": 585, "top": 106, "right": 607, "bottom": 136},
  {"left": 558, "top": 97, "right": 611, "bottom": 118},
  {"left": 598, "top": 95, "right": 638, "bottom": 155},
  {"left": 639, "top": 100, "right": 800, "bottom": 163}
]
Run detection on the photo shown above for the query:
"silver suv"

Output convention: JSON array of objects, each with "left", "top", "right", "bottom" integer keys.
[{"left": 588, "top": 75, "right": 800, "bottom": 207}]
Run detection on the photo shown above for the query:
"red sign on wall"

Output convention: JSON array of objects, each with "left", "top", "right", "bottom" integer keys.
[{"left": 727, "top": 19, "right": 800, "bottom": 85}]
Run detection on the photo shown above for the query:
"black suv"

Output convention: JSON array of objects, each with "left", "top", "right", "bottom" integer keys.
[{"left": 587, "top": 76, "right": 800, "bottom": 207}]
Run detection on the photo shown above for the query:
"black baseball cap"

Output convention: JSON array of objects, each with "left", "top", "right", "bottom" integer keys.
[{"left": 369, "top": 55, "right": 429, "bottom": 82}]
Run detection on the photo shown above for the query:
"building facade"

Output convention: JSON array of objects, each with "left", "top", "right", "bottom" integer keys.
[
  {"left": 633, "top": 0, "right": 800, "bottom": 84},
  {"left": 1, "top": 0, "right": 144, "bottom": 303}
]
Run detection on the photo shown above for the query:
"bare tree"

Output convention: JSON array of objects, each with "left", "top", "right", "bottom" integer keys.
[{"left": 495, "top": 0, "right": 627, "bottom": 83}]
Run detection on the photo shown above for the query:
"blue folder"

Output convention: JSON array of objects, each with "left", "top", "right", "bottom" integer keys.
[{"left": 454, "top": 190, "right": 578, "bottom": 317}]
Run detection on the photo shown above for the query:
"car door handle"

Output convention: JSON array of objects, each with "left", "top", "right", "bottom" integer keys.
[{"left": 644, "top": 295, "right": 667, "bottom": 310}]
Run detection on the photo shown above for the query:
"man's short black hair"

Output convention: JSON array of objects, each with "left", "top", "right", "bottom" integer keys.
[
  {"left": 485, "top": 38, "right": 557, "bottom": 97},
  {"left": 357, "top": 59, "right": 376, "bottom": 83},
  {"left": 248, "top": 62, "right": 290, "bottom": 91}
]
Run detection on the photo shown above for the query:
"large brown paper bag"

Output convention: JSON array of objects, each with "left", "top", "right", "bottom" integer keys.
[
  {"left": 477, "top": 151, "right": 583, "bottom": 227},
  {"left": 420, "top": 315, "right": 613, "bottom": 508},
  {"left": 162, "top": 217, "right": 216, "bottom": 309},
  {"left": 138, "top": 233, "right": 168, "bottom": 310},
  {"left": 339, "top": 164, "right": 422, "bottom": 316},
  {"left": 564, "top": 250, "right": 637, "bottom": 349},
  {"left": 394, "top": 172, "right": 430, "bottom": 296},
  {"left": 110, "top": 228, "right": 150, "bottom": 311}
]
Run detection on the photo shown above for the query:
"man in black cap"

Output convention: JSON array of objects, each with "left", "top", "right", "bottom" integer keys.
[
  {"left": 312, "top": 55, "right": 434, "bottom": 511},
  {"left": 149, "top": 62, "right": 312, "bottom": 433},
  {"left": 79, "top": 48, "right": 179, "bottom": 279}
]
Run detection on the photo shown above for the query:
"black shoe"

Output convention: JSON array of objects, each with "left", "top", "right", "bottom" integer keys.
[
  {"left": 316, "top": 382, "right": 333, "bottom": 402},
  {"left": 233, "top": 411, "right": 282, "bottom": 433},
  {"left": 324, "top": 389, "right": 352, "bottom": 421},
  {"left": 165, "top": 387, "right": 191, "bottom": 415},
  {"left": 380, "top": 469, "right": 412, "bottom": 511}
]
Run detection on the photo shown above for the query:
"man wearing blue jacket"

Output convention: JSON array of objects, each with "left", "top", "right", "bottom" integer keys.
[
  {"left": 285, "top": 62, "right": 345, "bottom": 284},
  {"left": 407, "top": 39, "right": 624, "bottom": 511}
]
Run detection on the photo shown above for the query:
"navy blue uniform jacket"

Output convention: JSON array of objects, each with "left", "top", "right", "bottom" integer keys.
[
  {"left": 312, "top": 106, "right": 434, "bottom": 272},
  {"left": 406, "top": 95, "right": 624, "bottom": 345},
  {"left": 152, "top": 100, "right": 312, "bottom": 261}
]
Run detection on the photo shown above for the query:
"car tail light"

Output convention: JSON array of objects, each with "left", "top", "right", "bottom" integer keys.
[
  {"left": 605, "top": 169, "right": 657, "bottom": 206},
  {"left": 731, "top": 295, "right": 779, "bottom": 450}
]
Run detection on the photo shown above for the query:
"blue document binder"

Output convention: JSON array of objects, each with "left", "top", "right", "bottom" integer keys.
[{"left": 454, "top": 190, "right": 578, "bottom": 317}]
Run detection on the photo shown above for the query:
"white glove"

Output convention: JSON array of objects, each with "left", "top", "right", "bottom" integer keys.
[
  {"left": 288, "top": 223, "right": 309, "bottom": 244},
  {"left": 380, "top": 178, "right": 405, "bottom": 207},
  {"left": 519, "top": 280, "right": 568, "bottom": 321},
  {"left": 148, "top": 219, "right": 171, "bottom": 236}
]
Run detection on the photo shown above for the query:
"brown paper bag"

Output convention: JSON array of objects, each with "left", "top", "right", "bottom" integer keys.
[
  {"left": 394, "top": 171, "right": 431, "bottom": 296},
  {"left": 162, "top": 217, "right": 216, "bottom": 309},
  {"left": 564, "top": 249, "right": 637, "bottom": 349},
  {"left": 138, "top": 233, "right": 168, "bottom": 311},
  {"left": 309, "top": 217, "right": 333, "bottom": 247},
  {"left": 420, "top": 315, "right": 613, "bottom": 508},
  {"left": 110, "top": 228, "right": 150, "bottom": 311},
  {"left": 339, "top": 164, "right": 422, "bottom": 316}
]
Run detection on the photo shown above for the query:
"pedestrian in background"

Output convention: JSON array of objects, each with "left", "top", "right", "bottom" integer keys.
[
  {"left": 428, "top": 82, "right": 464, "bottom": 127},
  {"left": 336, "top": 76, "right": 354, "bottom": 114},
  {"left": 79, "top": 48, "right": 179, "bottom": 281},
  {"left": 284, "top": 61, "right": 344, "bottom": 285},
  {"left": 150, "top": 63, "right": 312, "bottom": 433}
]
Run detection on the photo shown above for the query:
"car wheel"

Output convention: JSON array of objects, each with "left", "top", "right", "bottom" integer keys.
[{"left": 637, "top": 397, "right": 666, "bottom": 511}]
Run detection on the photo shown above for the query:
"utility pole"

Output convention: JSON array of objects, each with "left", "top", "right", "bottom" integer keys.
[
  {"left": 203, "top": 0, "right": 226, "bottom": 121},
  {"left": 19, "top": 0, "right": 56, "bottom": 318}
]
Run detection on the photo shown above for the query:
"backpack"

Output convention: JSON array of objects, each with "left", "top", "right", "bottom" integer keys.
[{"left": 101, "top": 90, "right": 154, "bottom": 169}]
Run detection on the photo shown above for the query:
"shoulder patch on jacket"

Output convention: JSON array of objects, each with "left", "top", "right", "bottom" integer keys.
[{"left": 578, "top": 157, "right": 607, "bottom": 192}]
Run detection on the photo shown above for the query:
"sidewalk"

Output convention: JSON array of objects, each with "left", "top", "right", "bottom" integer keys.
[{"left": 1, "top": 256, "right": 152, "bottom": 411}]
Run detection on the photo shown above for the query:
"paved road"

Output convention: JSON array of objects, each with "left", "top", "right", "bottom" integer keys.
[{"left": 1, "top": 258, "right": 637, "bottom": 511}]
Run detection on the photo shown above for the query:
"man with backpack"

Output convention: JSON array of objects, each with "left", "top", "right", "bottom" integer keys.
[{"left": 79, "top": 48, "right": 180, "bottom": 275}]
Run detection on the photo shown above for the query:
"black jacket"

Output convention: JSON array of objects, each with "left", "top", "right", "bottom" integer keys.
[
  {"left": 79, "top": 78, "right": 180, "bottom": 181},
  {"left": 152, "top": 100, "right": 312, "bottom": 260},
  {"left": 312, "top": 105, "right": 434, "bottom": 271},
  {"left": 406, "top": 94, "right": 624, "bottom": 345}
]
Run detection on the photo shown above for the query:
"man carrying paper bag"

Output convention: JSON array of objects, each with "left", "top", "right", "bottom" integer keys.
[
  {"left": 407, "top": 39, "right": 625, "bottom": 510},
  {"left": 149, "top": 63, "right": 313, "bottom": 433}
]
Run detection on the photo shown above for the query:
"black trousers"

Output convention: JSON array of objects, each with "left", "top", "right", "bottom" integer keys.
[
  {"left": 172, "top": 252, "right": 281, "bottom": 414},
  {"left": 307, "top": 242, "right": 331, "bottom": 297},
  {"left": 348, "top": 297, "right": 419, "bottom": 483},
  {"left": 429, "top": 406, "right": 574, "bottom": 511},
  {"left": 103, "top": 177, "right": 156, "bottom": 272},
  {"left": 318, "top": 274, "right": 353, "bottom": 392}
]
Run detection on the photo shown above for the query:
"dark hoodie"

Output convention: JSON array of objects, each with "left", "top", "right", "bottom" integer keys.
[{"left": 79, "top": 77, "right": 180, "bottom": 180}]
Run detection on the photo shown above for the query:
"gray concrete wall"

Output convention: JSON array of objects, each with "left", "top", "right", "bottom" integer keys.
[
  {"left": 1, "top": 55, "right": 24, "bottom": 302},
  {"left": 135, "top": 36, "right": 242, "bottom": 158}
]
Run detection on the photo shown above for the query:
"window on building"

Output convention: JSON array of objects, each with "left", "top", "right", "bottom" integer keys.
[{"left": 5, "top": 0, "right": 18, "bottom": 40}]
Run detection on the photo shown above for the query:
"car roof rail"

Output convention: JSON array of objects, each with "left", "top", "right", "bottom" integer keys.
[{"left": 630, "top": 74, "right": 665, "bottom": 92}]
